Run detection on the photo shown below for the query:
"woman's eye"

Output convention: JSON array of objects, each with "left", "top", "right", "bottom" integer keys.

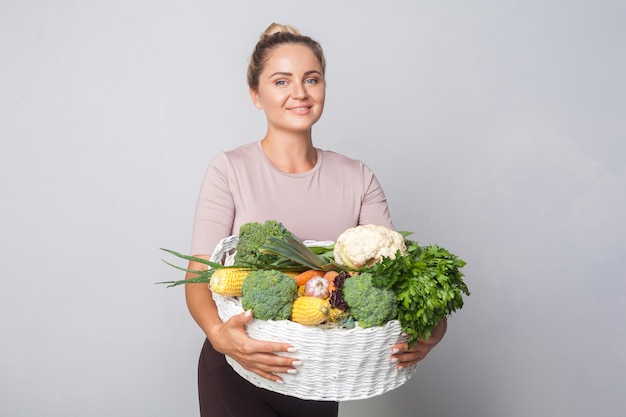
[
  {"left": 305, "top": 78, "right": 318, "bottom": 85},
  {"left": 275, "top": 80, "right": 287, "bottom": 86}
]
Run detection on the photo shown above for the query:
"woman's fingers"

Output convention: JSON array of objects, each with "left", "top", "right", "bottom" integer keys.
[
  {"left": 237, "top": 350, "right": 301, "bottom": 382},
  {"left": 391, "top": 338, "right": 437, "bottom": 368},
  {"left": 391, "top": 343, "right": 424, "bottom": 368},
  {"left": 217, "top": 311, "right": 301, "bottom": 381},
  {"left": 391, "top": 319, "right": 449, "bottom": 368}
]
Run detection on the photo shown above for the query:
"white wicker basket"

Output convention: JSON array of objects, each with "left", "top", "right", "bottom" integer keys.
[{"left": 210, "top": 235, "right": 418, "bottom": 401}]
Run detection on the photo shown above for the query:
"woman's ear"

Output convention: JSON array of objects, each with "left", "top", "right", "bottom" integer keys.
[{"left": 249, "top": 87, "right": 263, "bottom": 110}]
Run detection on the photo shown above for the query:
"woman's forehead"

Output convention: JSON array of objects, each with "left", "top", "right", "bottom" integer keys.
[{"left": 262, "top": 44, "right": 323, "bottom": 74}]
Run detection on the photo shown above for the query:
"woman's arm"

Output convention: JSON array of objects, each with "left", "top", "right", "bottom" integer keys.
[
  {"left": 188, "top": 157, "right": 301, "bottom": 381},
  {"left": 358, "top": 165, "right": 394, "bottom": 229},
  {"left": 184, "top": 257, "right": 301, "bottom": 382},
  {"left": 184, "top": 258, "right": 224, "bottom": 338}
]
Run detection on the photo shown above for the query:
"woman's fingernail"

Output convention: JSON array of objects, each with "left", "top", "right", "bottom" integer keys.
[
  {"left": 275, "top": 379, "right": 284, "bottom": 384},
  {"left": 391, "top": 348, "right": 400, "bottom": 355},
  {"left": 287, "top": 347, "right": 297, "bottom": 353},
  {"left": 292, "top": 360, "right": 302, "bottom": 367},
  {"left": 390, "top": 357, "right": 399, "bottom": 364},
  {"left": 287, "top": 369, "right": 298, "bottom": 374},
  {"left": 244, "top": 310, "right": 252, "bottom": 318}
]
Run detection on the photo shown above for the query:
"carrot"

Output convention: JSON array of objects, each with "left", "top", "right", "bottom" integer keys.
[
  {"left": 293, "top": 269, "right": 324, "bottom": 286},
  {"left": 324, "top": 271, "right": 339, "bottom": 292}
]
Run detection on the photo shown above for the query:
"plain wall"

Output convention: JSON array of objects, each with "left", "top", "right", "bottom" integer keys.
[{"left": 1, "top": 1, "right": 624, "bottom": 416}]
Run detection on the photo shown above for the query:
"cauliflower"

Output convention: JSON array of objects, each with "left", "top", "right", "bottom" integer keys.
[
  {"left": 241, "top": 269, "right": 298, "bottom": 320},
  {"left": 342, "top": 272, "right": 397, "bottom": 328},
  {"left": 333, "top": 224, "right": 407, "bottom": 269}
]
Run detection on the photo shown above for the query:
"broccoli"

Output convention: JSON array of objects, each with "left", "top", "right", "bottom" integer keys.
[
  {"left": 342, "top": 272, "right": 397, "bottom": 328},
  {"left": 241, "top": 270, "right": 298, "bottom": 320},
  {"left": 234, "top": 220, "right": 294, "bottom": 266}
]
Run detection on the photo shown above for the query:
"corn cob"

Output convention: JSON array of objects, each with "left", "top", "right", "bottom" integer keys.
[
  {"left": 209, "top": 268, "right": 251, "bottom": 297},
  {"left": 329, "top": 307, "right": 349, "bottom": 323},
  {"left": 291, "top": 296, "right": 330, "bottom": 326},
  {"left": 297, "top": 284, "right": 307, "bottom": 297}
]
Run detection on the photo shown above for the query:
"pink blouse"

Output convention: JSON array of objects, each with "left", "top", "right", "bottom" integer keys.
[{"left": 190, "top": 142, "right": 394, "bottom": 256}]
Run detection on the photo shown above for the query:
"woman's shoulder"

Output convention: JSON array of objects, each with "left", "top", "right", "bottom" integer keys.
[
  {"left": 209, "top": 142, "right": 262, "bottom": 167},
  {"left": 319, "top": 148, "right": 371, "bottom": 172},
  {"left": 222, "top": 141, "right": 261, "bottom": 158}
]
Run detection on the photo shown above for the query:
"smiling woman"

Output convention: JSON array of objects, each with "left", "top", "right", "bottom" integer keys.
[
  {"left": 250, "top": 42, "right": 326, "bottom": 157},
  {"left": 183, "top": 23, "right": 448, "bottom": 417}
]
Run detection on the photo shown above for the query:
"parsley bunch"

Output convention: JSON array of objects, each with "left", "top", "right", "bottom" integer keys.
[{"left": 369, "top": 239, "right": 470, "bottom": 347}]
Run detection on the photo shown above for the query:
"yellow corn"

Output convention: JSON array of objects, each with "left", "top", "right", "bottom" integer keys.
[
  {"left": 291, "top": 296, "right": 330, "bottom": 326},
  {"left": 209, "top": 268, "right": 251, "bottom": 297},
  {"left": 297, "top": 284, "right": 307, "bottom": 297},
  {"left": 329, "top": 307, "right": 349, "bottom": 323}
]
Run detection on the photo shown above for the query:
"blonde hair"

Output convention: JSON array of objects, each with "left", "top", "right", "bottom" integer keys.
[
  {"left": 247, "top": 23, "right": 326, "bottom": 90},
  {"left": 262, "top": 22, "right": 301, "bottom": 37}
]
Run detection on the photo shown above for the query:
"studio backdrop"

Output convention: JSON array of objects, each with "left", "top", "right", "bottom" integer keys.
[{"left": 1, "top": 1, "right": 624, "bottom": 416}]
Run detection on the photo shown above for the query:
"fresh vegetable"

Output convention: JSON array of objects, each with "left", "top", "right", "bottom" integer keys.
[
  {"left": 291, "top": 296, "right": 331, "bottom": 326},
  {"left": 241, "top": 270, "right": 298, "bottom": 320},
  {"left": 304, "top": 276, "right": 330, "bottom": 299},
  {"left": 297, "top": 284, "right": 307, "bottom": 297},
  {"left": 159, "top": 221, "right": 469, "bottom": 340},
  {"left": 258, "top": 234, "right": 341, "bottom": 272},
  {"left": 208, "top": 267, "right": 251, "bottom": 297},
  {"left": 329, "top": 271, "right": 350, "bottom": 311},
  {"left": 333, "top": 224, "right": 407, "bottom": 269},
  {"left": 338, "top": 316, "right": 355, "bottom": 329},
  {"left": 368, "top": 240, "right": 470, "bottom": 346},
  {"left": 234, "top": 220, "right": 295, "bottom": 267},
  {"left": 329, "top": 307, "right": 349, "bottom": 323},
  {"left": 342, "top": 272, "right": 397, "bottom": 328},
  {"left": 293, "top": 269, "right": 324, "bottom": 286},
  {"left": 323, "top": 270, "right": 339, "bottom": 292}
]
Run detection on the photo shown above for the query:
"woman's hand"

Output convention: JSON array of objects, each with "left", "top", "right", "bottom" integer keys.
[
  {"left": 207, "top": 309, "right": 300, "bottom": 383},
  {"left": 390, "top": 319, "right": 447, "bottom": 369},
  {"left": 183, "top": 257, "right": 299, "bottom": 383}
]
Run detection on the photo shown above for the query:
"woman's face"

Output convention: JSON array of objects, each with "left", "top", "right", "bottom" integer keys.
[{"left": 250, "top": 43, "right": 325, "bottom": 135}]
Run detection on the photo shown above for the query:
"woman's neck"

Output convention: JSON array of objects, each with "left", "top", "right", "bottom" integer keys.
[{"left": 260, "top": 132, "right": 317, "bottom": 173}]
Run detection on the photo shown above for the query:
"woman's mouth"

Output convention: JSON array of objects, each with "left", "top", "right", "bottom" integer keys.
[{"left": 288, "top": 105, "right": 312, "bottom": 115}]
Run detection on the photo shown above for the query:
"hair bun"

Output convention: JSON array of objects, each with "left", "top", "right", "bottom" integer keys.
[
  {"left": 261, "top": 22, "right": 301, "bottom": 39},
  {"left": 247, "top": 22, "right": 325, "bottom": 90}
]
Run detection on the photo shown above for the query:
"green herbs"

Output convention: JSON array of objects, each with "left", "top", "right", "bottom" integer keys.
[{"left": 368, "top": 240, "right": 470, "bottom": 347}]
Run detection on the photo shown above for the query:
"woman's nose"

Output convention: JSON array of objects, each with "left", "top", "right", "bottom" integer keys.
[{"left": 291, "top": 82, "right": 308, "bottom": 99}]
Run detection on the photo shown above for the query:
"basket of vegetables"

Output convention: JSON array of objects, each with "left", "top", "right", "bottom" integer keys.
[{"left": 160, "top": 221, "right": 470, "bottom": 401}]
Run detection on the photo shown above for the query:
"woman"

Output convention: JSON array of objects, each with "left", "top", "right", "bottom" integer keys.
[{"left": 184, "top": 23, "right": 447, "bottom": 417}]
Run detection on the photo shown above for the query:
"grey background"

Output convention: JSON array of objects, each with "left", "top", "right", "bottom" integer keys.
[{"left": 1, "top": 1, "right": 624, "bottom": 416}]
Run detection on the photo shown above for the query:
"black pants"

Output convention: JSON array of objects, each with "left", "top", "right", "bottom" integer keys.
[{"left": 198, "top": 338, "right": 339, "bottom": 417}]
